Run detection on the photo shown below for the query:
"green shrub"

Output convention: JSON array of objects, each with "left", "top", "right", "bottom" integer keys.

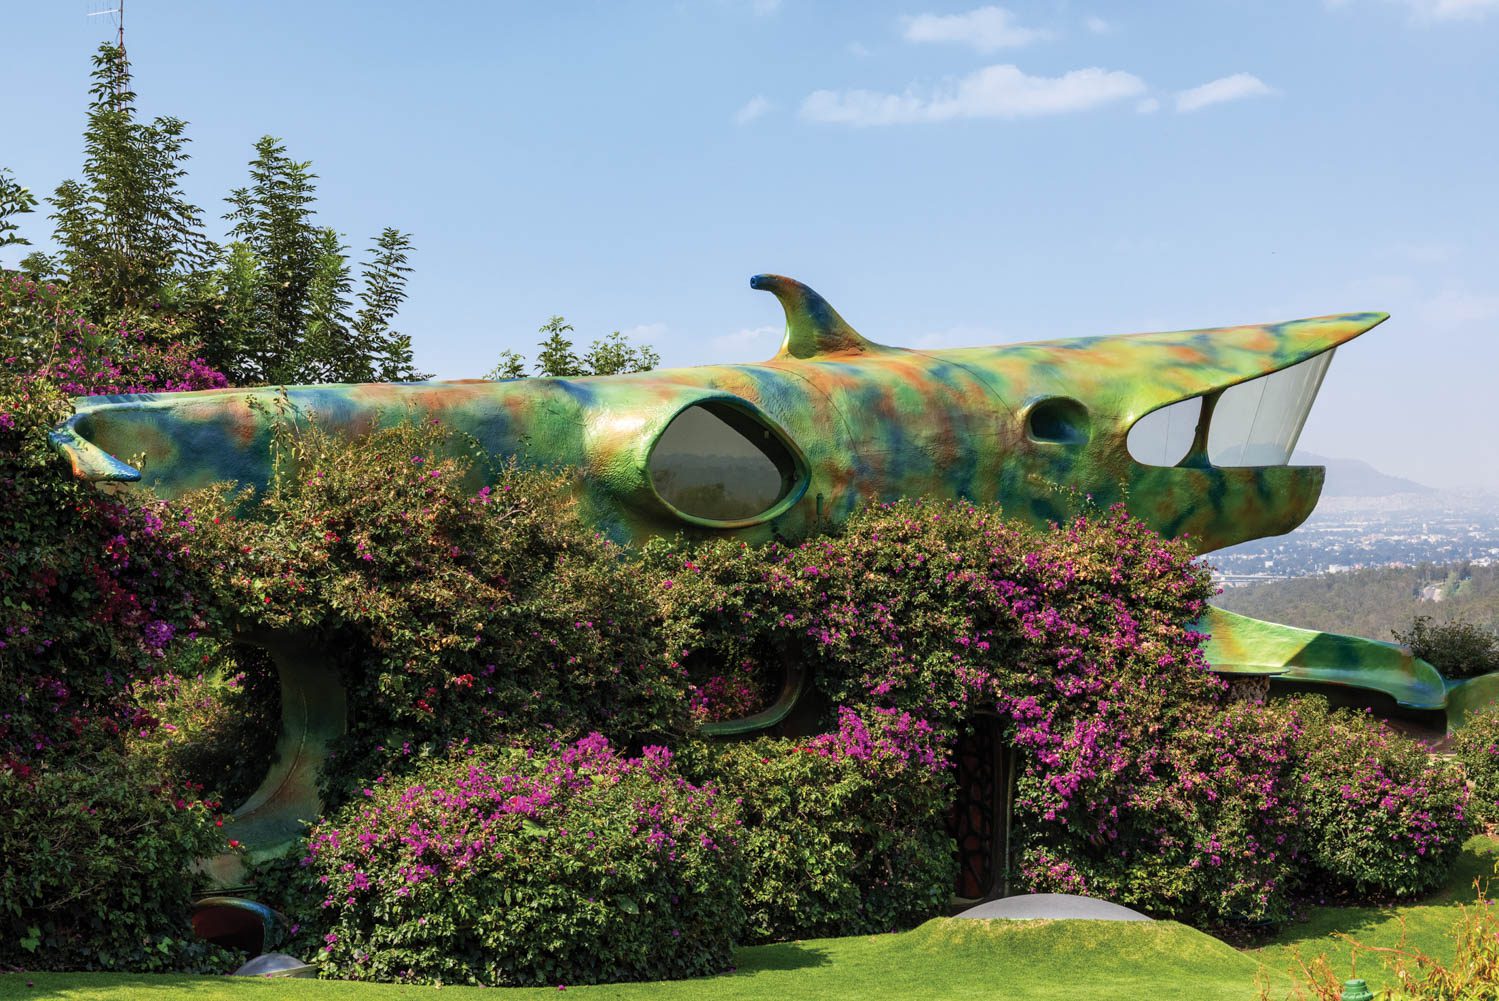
[
  {"left": 682, "top": 706, "right": 954, "bottom": 943},
  {"left": 0, "top": 752, "right": 238, "bottom": 973},
  {"left": 1393, "top": 615, "right": 1499, "bottom": 680},
  {"left": 1454, "top": 706, "right": 1499, "bottom": 829},
  {"left": 1290, "top": 698, "right": 1468, "bottom": 899},
  {"left": 124, "top": 638, "right": 280, "bottom": 807},
  {"left": 187, "top": 416, "right": 688, "bottom": 804},
  {"left": 298, "top": 736, "right": 743, "bottom": 987}
]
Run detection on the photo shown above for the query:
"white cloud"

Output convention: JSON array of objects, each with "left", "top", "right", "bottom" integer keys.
[
  {"left": 1414, "top": 287, "right": 1499, "bottom": 330},
  {"left": 712, "top": 324, "right": 781, "bottom": 355},
  {"left": 1084, "top": 15, "right": 1112, "bottom": 33},
  {"left": 1330, "top": 0, "right": 1499, "bottom": 20},
  {"left": 1405, "top": 0, "right": 1499, "bottom": 18},
  {"left": 617, "top": 323, "right": 668, "bottom": 350},
  {"left": 800, "top": 64, "right": 1146, "bottom": 126},
  {"left": 901, "top": 5, "right": 1051, "bottom": 52},
  {"left": 1136, "top": 96, "right": 1160, "bottom": 114},
  {"left": 734, "top": 96, "right": 772, "bottom": 125},
  {"left": 751, "top": 0, "right": 781, "bottom": 14},
  {"left": 1174, "top": 73, "right": 1276, "bottom": 113},
  {"left": 847, "top": 40, "right": 872, "bottom": 57},
  {"left": 911, "top": 324, "right": 1008, "bottom": 350}
]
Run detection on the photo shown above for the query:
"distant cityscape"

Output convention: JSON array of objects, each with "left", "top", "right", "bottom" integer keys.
[{"left": 1209, "top": 490, "right": 1499, "bottom": 586}]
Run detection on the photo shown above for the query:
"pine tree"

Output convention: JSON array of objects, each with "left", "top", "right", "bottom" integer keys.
[
  {"left": 300, "top": 227, "right": 356, "bottom": 383},
  {"left": 220, "top": 137, "right": 321, "bottom": 383}
]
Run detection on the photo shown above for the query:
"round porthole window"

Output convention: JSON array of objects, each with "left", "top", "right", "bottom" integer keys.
[
  {"left": 647, "top": 402, "right": 805, "bottom": 524},
  {"left": 1026, "top": 397, "right": 1091, "bottom": 445}
]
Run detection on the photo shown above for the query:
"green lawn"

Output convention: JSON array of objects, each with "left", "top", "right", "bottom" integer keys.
[{"left": 6, "top": 837, "right": 1496, "bottom": 1001}]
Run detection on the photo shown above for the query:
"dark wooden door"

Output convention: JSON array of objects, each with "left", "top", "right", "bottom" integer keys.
[{"left": 947, "top": 715, "right": 1015, "bottom": 902}]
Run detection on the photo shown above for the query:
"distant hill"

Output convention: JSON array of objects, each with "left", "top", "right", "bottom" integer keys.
[
  {"left": 1211, "top": 561, "right": 1499, "bottom": 639},
  {"left": 1292, "top": 451, "right": 1434, "bottom": 497}
]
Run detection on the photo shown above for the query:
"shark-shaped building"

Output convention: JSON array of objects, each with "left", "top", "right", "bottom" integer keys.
[{"left": 51, "top": 275, "right": 1489, "bottom": 886}]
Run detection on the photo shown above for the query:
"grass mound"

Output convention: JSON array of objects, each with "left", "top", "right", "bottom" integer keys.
[
  {"left": 6, "top": 836, "right": 1497, "bottom": 1001},
  {"left": 0, "top": 919, "right": 1261, "bottom": 1001}
]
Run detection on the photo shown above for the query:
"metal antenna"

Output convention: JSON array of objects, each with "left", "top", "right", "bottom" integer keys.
[{"left": 86, "top": 0, "right": 127, "bottom": 107}]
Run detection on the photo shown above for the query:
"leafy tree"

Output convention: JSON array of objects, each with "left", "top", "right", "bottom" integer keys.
[
  {"left": 533, "top": 315, "right": 581, "bottom": 377},
  {"left": 38, "top": 44, "right": 212, "bottom": 319},
  {"left": 486, "top": 349, "right": 528, "bottom": 380},
  {"left": 1392, "top": 614, "right": 1499, "bottom": 679},
  {"left": 487, "top": 316, "right": 661, "bottom": 379},
  {"left": 0, "top": 167, "right": 36, "bottom": 253},
  {"left": 583, "top": 328, "right": 661, "bottom": 376}
]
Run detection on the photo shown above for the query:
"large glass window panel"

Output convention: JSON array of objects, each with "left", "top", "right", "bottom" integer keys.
[
  {"left": 1207, "top": 350, "right": 1333, "bottom": 468},
  {"left": 649, "top": 403, "right": 796, "bottom": 521},
  {"left": 1127, "top": 397, "right": 1202, "bottom": 467}
]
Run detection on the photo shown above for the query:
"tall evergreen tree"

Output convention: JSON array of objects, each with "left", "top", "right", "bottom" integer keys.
[
  {"left": 41, "top": 44, "right": 212, "bottom": 320},
  {"left": 7, "top": 45, "right": 425, "bottom": 387},
  {"left": 220, "top": 138, "right": 321, "bottom": 383},
  {"left": 299, "top": 227, "right": 356, "bottom": 383},
  {"left": 352, "top": 228, "right": 419, "bottom": 382},
  {"left": 213, "top": 141, "right": 424, "bottom": 384}
]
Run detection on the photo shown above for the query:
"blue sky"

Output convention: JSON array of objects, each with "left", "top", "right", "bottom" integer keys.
[{"left": 4, "top": 0, "right": 1497, "bottom": 489}]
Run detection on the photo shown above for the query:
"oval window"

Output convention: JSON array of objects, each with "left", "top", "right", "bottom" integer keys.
[
  {"left": 1207, "top": 350, "right": 1334, "bottom": 468},
  {"left": 648, "top": 402, "right": 802, "bottom": 523},
  {"left": 1127, "top": 397, "right": 1203, "bottom": 467}
]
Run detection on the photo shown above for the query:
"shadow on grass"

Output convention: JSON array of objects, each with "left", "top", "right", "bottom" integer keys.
[
  {"left": 1248, "top": 834, "right": 1499, "bottom": 998},
  {"left": 1265, "top": 835, "right": 1499, "bottom": 952},
  {"left": 730, "top": 942, "right": 833, "bottom": 975}
]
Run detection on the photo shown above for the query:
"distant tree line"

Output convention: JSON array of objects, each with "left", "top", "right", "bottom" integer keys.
[
  {"left": 486, "top": 315, "right": 661, "bottom": 380},
  {"left": 1211, "top": 560, "right": 1499, "bottom": 654}
]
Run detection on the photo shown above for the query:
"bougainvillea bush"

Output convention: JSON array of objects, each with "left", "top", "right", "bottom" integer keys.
[
  {"left": 682, "top": 706, "right": 953, "bottom": 944},
  {"left": 0, "top": 751, "right": 237, "bottom": 973},
  {"left": 1021, "top": 696, "right": 1307, "bottom": 925},
  {"left": 645, "top": 500, "right": 1469, "bottom": 926},
  {"left": 1455, "top": 706, "right": 1499, "bottom": 829},
  {"left": 299, "top": 735, "right": 743, "bottom": 987},
  {"left": 1287, "top": 698, "right": 1468, "bottom": 899},
  {"left": 184, "top": 416, "right": 688, "bottom": 804},
  {"left": 2, "top": 273, "right": 227, "bottom": 396},
  {"left": 648, "top": 501, "right": 1257, "bottom": 920},
  {"left": 0, "top": 275, "right": 242, "bottom": 972},
  {"left": 1, "top": 277, "right": 226, "bottom": 765}
]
